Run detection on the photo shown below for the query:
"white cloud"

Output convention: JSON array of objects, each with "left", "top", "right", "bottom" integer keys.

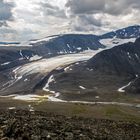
[{"left": 0, "top": 0, "right": 140, "bottom": 41}]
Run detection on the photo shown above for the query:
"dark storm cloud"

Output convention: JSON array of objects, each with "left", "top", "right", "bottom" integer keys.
[
  {"left": 40, "top": 2, "right": 66, "bottom": 18},
  {"left": 65, "top": 0, "right": 140, "bottom": 16}
]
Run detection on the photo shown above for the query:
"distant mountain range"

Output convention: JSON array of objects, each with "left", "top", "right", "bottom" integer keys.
[
  {"left": 100, "top": 25, "right": 140, "bottom": 39},
  {"left": 0, "top": 25, "right": 140, "bottom": 67},
  {"left": 0, "top": 25, "right": 139, "bottom": 101}
]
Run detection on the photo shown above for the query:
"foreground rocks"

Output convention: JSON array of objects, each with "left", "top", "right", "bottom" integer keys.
[{"left": 0, "top": 110, "right": 140, "bottom": 140}]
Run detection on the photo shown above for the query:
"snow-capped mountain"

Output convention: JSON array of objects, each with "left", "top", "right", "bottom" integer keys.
[
  {"left": 0, "top": 25, "right": 139, "bottom": 63},
  {"left": 0, "top": 25, "right": 139, "bottom": 100},
  {"left": 30, "top": 34, "right": 105, "bottom": 56},
  {"left": 0, "top": 34, "right": 105, "bottom": 73},
  {"left": 99, "top": 25, "right": 140, "bottom": 48},
  {"left": 100, "top": 25, "right": 140, "bottom": 39}
]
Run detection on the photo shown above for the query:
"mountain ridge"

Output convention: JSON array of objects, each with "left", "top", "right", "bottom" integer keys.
[
  {"left": 0, "top": 25, "right": 139, "bottom": 100},
  {"left": 45, "top": 38, "right": 140, "bottom": 101}
]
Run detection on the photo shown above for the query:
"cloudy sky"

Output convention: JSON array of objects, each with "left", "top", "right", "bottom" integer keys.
[{"left": 0, "top": 0, "right": 140, "bottom": 42}]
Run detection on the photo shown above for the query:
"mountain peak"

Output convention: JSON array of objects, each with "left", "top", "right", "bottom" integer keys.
[{"left": 100, "top": 25, "right": 140, "bottom": 39}]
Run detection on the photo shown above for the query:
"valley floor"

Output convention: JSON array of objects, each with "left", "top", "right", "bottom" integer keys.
[{"left": 0, "top": 98, "right": 140, "bottom": 139}]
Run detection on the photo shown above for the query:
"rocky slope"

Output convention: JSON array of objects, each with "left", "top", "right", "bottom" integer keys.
[
  {"left": 47, "top": 38, "right": 140, "bottom": 101},
  {"left": 0, "top": 110, "right": 140, "bottom": 140},
  {"left": 88, "top": 38, "right": 140, "bottom": 76}
]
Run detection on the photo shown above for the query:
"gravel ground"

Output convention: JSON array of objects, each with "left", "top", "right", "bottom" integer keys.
[{"left": 0, "top": 109, "right": 140, "bottom": 140}]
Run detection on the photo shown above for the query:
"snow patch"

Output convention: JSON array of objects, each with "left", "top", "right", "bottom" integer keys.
[
  {"left": 28, "top": 104, "right": 34, "bottom": 112},
  {"left": 77, "top": 47, "right": 82, "bottom": 50},
  {"left": 127, "top": 52, "right": 131, "bottom": 59},
  {"left": 79, "top": 86, "right": 86, "bottom": 90},
  {"left": 24, "top": 78, "right": 28, "bottom": 82},
  {"left": 67, "top": 44, "right": 71, "bottom": 49},
  {"left": 43, "top": 75, "right": 55, "bottom": 91},
  {"left": 95, "top": 96, "right": 100, "bottom": 99},
  {"left": 43, "top": 75, "right": 61, "bottom": 99},
  {"left": 29, "top": 55, "right": 42, "bottom": 61},
  {"left": 19, "top": 50, "right": 24, "bottom": 58},
  {"left": 1, "top": 62, "right": 11, "bottom": 66},
  {"left": 64, "top": 66, "right": 72, "bottom": 71},
  {"left": 75, "top": 62, "right": 79, "bottom": 65},
  {"left": 30, "top": 36, "right": 59, "bottom": 44},
  {"left": 47, "top": 95, "right": 64, "bottom": 102},
  {"left": 100, "top": 38, "right": 136, "bottom": 48},
  {"left": 87, "top": 68, "right": 93, "bottom": 71},
  {"left": 8, "top": 107, "right": 16, "bottom": 110},
  {"left": 13, "top": 94, "right": 48, "bottom": 101},
  {"left": 118, "top": 81, "right": 132, "bottom": 92},
  {"left": 135, "top": 54, "right": 139, "bottom": 59}
]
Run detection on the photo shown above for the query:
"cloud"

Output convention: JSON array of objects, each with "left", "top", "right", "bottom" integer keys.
[
  {"left": 0, "top": 0, "right": 15, "bottom": 23},
  {"left": 66, "top": 0, "right": 105, "bottom": 15},
  {"left": 0, "top": 0, "right": 140, "bottom": 41},
  {"left": 39, "top": 2, "right": 66, "bottom": 18},
  {"left": 0, "top": 26, "right": 17, "bottom": 41},
  {"left": 70, "top": 14, "right": 104, "bottom": 32},
  {"left": 0, "top": 21, "right": 8, "bottom": 27},
  {"left": 65, "top": 0, "right": 140, "bottom": 16},
  {"left": 65, "top": 0, "right": 140, "bottom": 34},
  {"left": 7, "top": 0, "right": 69, "bottom": 41}
]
